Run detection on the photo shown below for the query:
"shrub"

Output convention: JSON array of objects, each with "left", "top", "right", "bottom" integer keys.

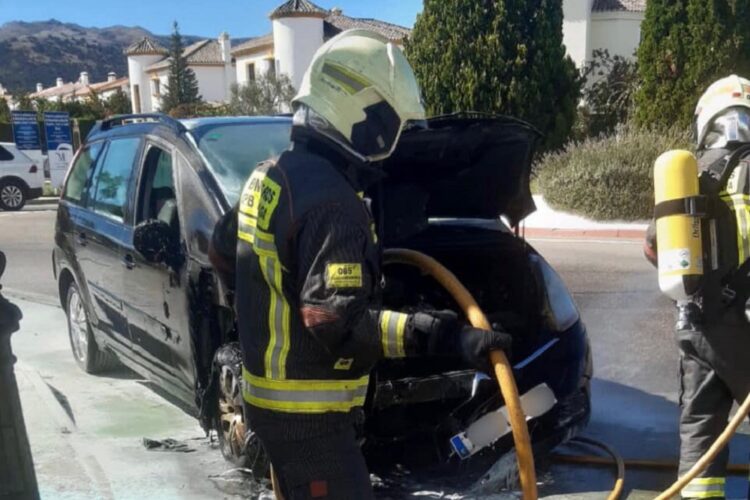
[
  {"left": 536, "top": 124, "right": 693, "bottom": 221},
  {"left": 406, "top": 0, "right": 581, "bottom": 150},
  {"left": 578, "top": 49, "right": 639, "bottom": 138}
]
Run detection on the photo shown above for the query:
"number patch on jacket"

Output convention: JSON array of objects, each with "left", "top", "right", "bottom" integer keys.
[{"left": 326, "top": 263, "right": 363, "bottom": 288}]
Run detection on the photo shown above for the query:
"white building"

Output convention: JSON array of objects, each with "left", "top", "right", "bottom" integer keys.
[
  {"left": 124, "top": 0, "right": 647, "bottom": 113},
  {"left": 29, "top": 72, "right": 130, "bottom": 103},
  {"left": 232, "top": 1, "right": 410, "bottom": 91},
  {"left": 563, "top": 0, "right": 646, "bottom": 68},
  {"left": 126, "top": 35, "right": 235, "bottom": 113}
]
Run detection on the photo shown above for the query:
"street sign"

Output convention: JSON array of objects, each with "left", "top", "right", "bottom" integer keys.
[
  {"left": 10, "top": 111, "right": 41, "bottom": 151},
  {"left": 43, "top": 112, "right": 74, "bottom": 189}
]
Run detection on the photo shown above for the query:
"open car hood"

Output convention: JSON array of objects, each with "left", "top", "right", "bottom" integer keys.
[{"left": 382, "top": 114, "right": 541, "bottom": 226}]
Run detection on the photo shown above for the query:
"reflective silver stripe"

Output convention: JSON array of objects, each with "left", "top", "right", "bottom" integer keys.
[
  {"left": 380, "top": 311, "right": 408, "bottom": 358},
  {"left": 322, "top": 62, "right": 368, "bottom": 93},
  {"left": 681, "top": 477, "right": 725, "bottom": 498}
]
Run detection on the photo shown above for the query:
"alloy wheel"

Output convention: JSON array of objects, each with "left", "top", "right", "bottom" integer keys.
[
  {"left": 67, "top": 288, "right": 89, "bottom": 364},
  {"left": 217, "top": 364, "right": 246, "bottom": 459},
  {"left": 0, "top": 184, "right": 23, "bottom": 209}
]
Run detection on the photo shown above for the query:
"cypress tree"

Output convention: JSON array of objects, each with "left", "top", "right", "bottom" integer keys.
[
  {"left": 161, "top": 22, "right": 202, "bottom": 113},
  {"left": 635, "top": 0, "right": 738, "bottom": 129},
  {"left": 406, "top": 0, "right": 581, "bottom": 150}
]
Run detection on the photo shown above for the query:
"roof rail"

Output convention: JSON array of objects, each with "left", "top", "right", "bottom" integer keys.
[{"left": 88, "top": 113, "right": 186, "bottom": 139}]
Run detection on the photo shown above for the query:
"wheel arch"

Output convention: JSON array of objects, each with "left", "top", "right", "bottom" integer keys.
[
  {"left": 58, "top": 267, "right": 76, "bottom": 310},
  {"left": 0, "top": 175, "right": 30, "bottom": 192}
]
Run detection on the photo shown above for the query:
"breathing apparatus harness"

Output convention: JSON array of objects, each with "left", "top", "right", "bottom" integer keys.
[{"left": 654, "top": 144, "right": 750, "bottom": 313}]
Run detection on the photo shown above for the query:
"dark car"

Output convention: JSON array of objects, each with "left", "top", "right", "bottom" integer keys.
[{"left": 53, "top": 113, "right": 591, "bottom": 488}]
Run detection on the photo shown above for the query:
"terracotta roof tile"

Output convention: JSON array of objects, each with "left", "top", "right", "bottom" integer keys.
[
  {"left": 125, "top": 37, "right": 168, "bottom": 56},
  {"left": 146, "top": 39, "right": 226, "bottom": 72},
  {"left": 270, "top": 0, "right": 328, "bottom": 19},
  {"left": 325, "top": 13, "right": 410, "bottom": 42},
  {"left": 592, "top": 0, "right": 646, "bottom": 12},
  {"left": 231, "top": 33, "right": 274, "bottom": 56}
]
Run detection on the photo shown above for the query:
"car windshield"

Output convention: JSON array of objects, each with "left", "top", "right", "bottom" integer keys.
[{"left": 190, "top": 122, "right": 292, "bottom": 205}]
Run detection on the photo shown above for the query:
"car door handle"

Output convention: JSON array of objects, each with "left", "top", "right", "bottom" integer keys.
[
  {"left": 122, "top": 254, "right": 135, "bottom": 270},
  {"left": 76, "top": 232, "right": 87, "bottom": 246}
]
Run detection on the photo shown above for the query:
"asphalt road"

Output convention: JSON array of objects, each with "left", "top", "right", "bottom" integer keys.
[
  {"left": 0, "top": 204, "right": 58, "bottom": 300},
  {"left": 1, "top": 207, "right": 748, "bottom": 499}
]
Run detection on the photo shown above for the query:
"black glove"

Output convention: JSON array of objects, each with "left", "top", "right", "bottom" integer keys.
[
  {"left": 452, "top": 326, "right": 512, "bottom": 374},
  {"left": 412, "top": 310, "right": 512, "bottom": 373}
]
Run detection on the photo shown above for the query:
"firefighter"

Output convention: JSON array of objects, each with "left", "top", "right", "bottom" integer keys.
[
  {"left": 645, "top": 75, "right": 750, "bottom": 499},
  {"left": 210, "top": 29, "right": 512, "bottom": 499}
]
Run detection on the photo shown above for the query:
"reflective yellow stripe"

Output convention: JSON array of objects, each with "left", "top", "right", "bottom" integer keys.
[
  {"left": 379, "top": 310, "right": 408, "bottom": 358},
  {"left": 242, "top": 367, "right": 369, "bottom": 413},
  {"left": 720, "top": 193, "right": 750, "bottom": 264},
  {"left": 380, "top": 311, "right": 392, "bottom": 355},
  {"left": 395, "top": 313, "right": 407, "bottom": 357},
  {"left": 681, "top": 477, "right": 725, "bottom": 499}
]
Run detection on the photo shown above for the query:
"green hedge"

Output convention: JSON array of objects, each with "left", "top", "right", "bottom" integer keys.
[{"left": 536, "top": 124, "right": 693, "bottom": 221}]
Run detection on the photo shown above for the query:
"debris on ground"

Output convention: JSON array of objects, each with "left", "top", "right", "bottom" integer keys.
[{"left": 142, "top": 437, "right": 196, "bottom": 453}]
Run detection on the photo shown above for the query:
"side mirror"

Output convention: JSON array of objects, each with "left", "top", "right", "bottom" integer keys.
[{"left": 133, "top": 220, "right": 181, "bottom": 267}]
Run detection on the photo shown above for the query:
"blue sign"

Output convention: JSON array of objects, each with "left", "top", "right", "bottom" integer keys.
[
  {"left": 43, "top": 112, "right": 73, "bottom": 151},
  {"left": 10, "top": 111, "right": 41, "bottom": 151}
]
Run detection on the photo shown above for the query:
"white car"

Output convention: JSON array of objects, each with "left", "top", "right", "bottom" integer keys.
[{"left": 0, "top": 142, "right": 44, "bottom": 211}]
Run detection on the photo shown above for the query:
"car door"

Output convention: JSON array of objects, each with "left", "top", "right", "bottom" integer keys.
[
  {"left": 121, "top": 140, "right": 193, "bottom": 400},
  {"left": 76, "top": 137, "right": 142, "bottom": 354}
]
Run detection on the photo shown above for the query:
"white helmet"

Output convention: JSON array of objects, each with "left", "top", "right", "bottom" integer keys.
[
  {"left": 695, "top": 74, "right": 750, "bottom": 149},
  {"left": 292, "top": 29, "right": 426, "bottom": 163}
]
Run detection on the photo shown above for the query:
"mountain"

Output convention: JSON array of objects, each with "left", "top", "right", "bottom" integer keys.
[{"left": 0, "top": 20, "right": 207, "bottom": 93}]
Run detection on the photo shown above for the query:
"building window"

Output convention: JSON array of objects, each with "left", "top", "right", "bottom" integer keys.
[
  {"left": 247, "top": 63, "right": 256, "bottom": 82},
  {"left": 151, "top": 79, "right": 161, "bottom": 97},
  {"left": 266, "top": 58, "right": 276, "bottom": 79}
]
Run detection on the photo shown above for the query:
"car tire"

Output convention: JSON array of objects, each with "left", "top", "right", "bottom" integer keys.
[
  {"left": 0, "top": 179, "right": 27, "bottom": 211},
  {"left": 214, "top": 351, "right": 269, "bottom": 479},
  {"left": 65, "top": 281, "right": 118, "bottom": 374}
]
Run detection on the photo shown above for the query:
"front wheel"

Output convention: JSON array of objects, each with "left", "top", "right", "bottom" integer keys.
[
  {"left": 65, "top": 281, "right": 118, "bottom": 374},
  {"left": 0, "top": 179, "right": 27, "bottom": 211},
  {"left": 214, "top": 346, "right": 269, "bottom": 479}
]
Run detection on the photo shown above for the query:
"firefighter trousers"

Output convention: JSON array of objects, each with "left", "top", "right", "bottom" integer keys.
[
  {"left": 676, "top": 306, "right": 750, "bottom": 499},
  {"left": 246, "top": 406, "right": 374, "bottom": 500}
]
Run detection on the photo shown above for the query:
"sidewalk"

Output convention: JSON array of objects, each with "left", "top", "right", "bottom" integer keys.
[
  {"left": 521, "top": 196, "right": 649, "bottom": 241},
  {"left": 9, "top": 297, "right": 238, "bottom": 500}
]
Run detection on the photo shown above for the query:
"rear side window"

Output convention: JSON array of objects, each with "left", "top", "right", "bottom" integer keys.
[
  {"left": 64, "top": 143, "right": 103, "bottom": 203},
  {"left": 0, "top": 146, "right": 14, "bottom": 161},
  {"left": 90, "top": 138, "right": 141, "bottom": 221}
]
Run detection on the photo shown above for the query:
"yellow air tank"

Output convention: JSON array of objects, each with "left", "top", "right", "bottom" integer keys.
[{"left": 654, "top": 150, "right": 704, "bottom": 301}]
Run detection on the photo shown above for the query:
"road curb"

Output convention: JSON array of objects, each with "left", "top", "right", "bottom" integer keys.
[
  {"left": 523, "top": 228, "right": 646, "bottom": 241},
  {"left": 27, "top": 197, "right": 59, "bottom": 206}
]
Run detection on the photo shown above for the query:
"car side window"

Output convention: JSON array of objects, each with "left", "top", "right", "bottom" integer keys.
[
  {"left": 63, "top": 142, "right": 104, "bottom": 204},
  {"left": 0, "top": 146, "right": 14, "bottom": 161},
  {"left": 90, "top": 138, "right": 141, "bottom": 221},
  {"left": 137, "top": 145, "right": 177, "bottom": 227}
]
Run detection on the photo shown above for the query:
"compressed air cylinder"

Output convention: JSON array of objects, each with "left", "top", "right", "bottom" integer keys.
[{"left": 654, "top": 150, "right": 704, "bottom": 301}]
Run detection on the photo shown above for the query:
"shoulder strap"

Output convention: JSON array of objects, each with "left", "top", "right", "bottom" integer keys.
[{"left": 704, "top": 144, "right": 750, "bottom": 195}]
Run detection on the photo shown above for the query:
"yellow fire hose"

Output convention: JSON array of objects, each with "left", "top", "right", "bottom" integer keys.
[
  {"left": 271, "top": 248, "right": 750, "bottom": 500},
  {"left": 383, "top": 249, "right": 538, "bottom": 500}
]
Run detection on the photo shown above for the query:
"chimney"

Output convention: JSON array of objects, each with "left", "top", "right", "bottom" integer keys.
[
  {"left": 79, "top": 71, "right": 90, "bottom": 86},
  {"left": 331, "top": 7, "right": 343, "bottom": 15},
  {"left": 107, "top": 71, "right": 117, "bottom": 82},
  {"left": 56, "top": 77, "right": 64, "bottom": 88},
  {"left": 218, "top": 32, "right": 231, "bottom": 63},
  {"left": 36, "top": 83, "right": 43, "bottom": 93}
]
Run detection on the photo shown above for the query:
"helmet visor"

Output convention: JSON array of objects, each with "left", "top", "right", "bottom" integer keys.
[{"left": 702, "top": 107, "right": 750, "bottom": 149}]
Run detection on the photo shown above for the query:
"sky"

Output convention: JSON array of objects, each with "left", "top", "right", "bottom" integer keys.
[{"left": 0, "top": 0, "right": 423, "bottom": 38}]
